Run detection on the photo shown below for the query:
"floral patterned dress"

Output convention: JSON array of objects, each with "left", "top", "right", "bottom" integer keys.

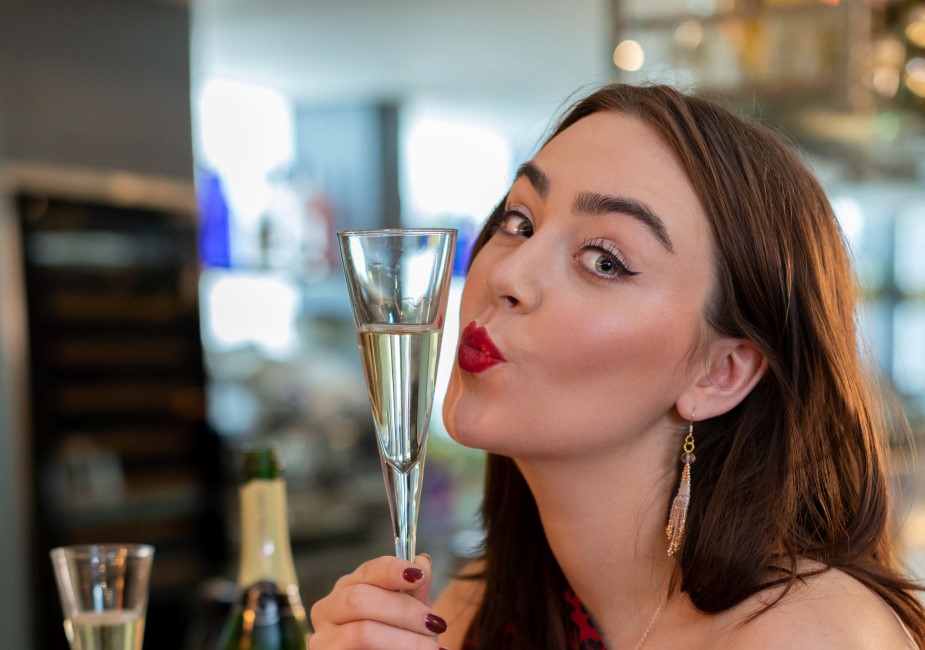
[{"left": 462, "top": 587, "right": 609, "bottom": 649}]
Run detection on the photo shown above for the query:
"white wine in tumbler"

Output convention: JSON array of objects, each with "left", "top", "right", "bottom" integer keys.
[
  {"left": 66, "top": 610, "right": 144, "bottom": 650},
  {"left": 357, "top": 324, "right": 442, "bottom": 473}
]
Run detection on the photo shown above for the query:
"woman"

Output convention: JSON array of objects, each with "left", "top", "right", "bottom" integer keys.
[{"left": 309, "top": 84, "right": 925, "bottom": 649}]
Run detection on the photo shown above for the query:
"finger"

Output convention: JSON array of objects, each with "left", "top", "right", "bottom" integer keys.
[
  {"left": 408, "top": 553, "right": 434, "bottom": 605},
  {"left": 309, "top": 619, "right": 443, "bottom": 650},
  {"left": 333, "top": 555, "right": 430, "bottom": 593},
  {"left": 313, "top": 582, "right": 448, "bottom": 637}
]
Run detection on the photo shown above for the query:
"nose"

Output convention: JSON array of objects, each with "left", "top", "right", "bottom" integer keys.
[{"left": 484, "top": 235, "right": 547, "bottom": 313}]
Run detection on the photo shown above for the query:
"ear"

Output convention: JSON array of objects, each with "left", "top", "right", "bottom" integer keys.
[{"left": 676, "top": 337, "right": 768, "bottom": 421}]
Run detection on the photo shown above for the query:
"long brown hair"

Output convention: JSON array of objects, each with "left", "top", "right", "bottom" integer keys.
[{"left": 463, "top": 83, "right": 925, "bottom": 648}]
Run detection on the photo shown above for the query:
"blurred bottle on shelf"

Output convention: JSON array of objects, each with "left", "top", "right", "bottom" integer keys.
[{"left": 218, "top": 447, "right": 309, "bottom": 650}]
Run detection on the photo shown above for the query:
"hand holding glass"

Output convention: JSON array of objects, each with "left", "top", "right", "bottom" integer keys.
[
  {"left": 50, "top": 544, "right": 154, "bottom": 650},
  {"left": 338, "top": 229, "right": 456, "bottom": 560}
]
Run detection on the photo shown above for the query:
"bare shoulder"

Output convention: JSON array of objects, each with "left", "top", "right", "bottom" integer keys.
[
  {"left": 433, "top": 560, "right": 485, "bottom": 649},
  {"left": 721, "top": 568, "right": 915, "bottom": 649}
]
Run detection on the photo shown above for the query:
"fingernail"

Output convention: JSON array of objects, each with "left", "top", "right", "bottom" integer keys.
[
  {"left": 402, "top": 567, "right": 424, "bottom": 583},
  {"left": 425, "top": 613, "right": 447, "bottom": 634}
]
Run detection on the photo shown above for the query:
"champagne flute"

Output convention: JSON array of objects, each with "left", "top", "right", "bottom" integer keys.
[
  {"left": 50, "top": 543, "right": 154, "bottom": 650},
  {"left": 338, "top": 228, "right": 456, "bottom": 560}
]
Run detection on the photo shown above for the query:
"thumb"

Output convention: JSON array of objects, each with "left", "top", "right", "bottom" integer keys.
[{"left": 409, "top": 553, "right": 434, "bottom": 605}]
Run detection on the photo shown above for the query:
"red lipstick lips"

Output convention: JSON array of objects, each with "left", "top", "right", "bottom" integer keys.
[{"left": 458, "top": 321, "right": 505, "bottom": 373}]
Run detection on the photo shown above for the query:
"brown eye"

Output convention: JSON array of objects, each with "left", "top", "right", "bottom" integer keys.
[{"left": 499, "top": 210, "right": 534, "bottom": 238}]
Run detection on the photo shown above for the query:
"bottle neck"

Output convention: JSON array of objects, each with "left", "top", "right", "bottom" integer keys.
[{"left": 237, "top": 477, "right": 298, "bottom": 589}]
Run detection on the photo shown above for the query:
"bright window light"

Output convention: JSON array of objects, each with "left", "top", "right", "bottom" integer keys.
[
  {"left": 195, "top": 78, "right": 296, "bottom": 255},
  {"left": 197, "top": 78, "right": 294, "bottom": 175},
  {"left": 831, "top": 196, "right": 864, "bottom": 250},
  {"left": 404, "top": 117, "right": 511, "bottom": 223},
  {"left": 200, "top": 270, "right": 301, "bottom": 358},
  {"left": 895, "top": 203, "right": 925, "bottom": 296},
  {"left": 894, "top": 301, "right": 925, "bottom": 397}
]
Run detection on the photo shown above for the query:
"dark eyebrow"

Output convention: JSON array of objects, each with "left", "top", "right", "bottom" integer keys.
[
  {"left": 573, "top": 191, "right": 674, "bottom": 253},
  {"left": 514, "top": 160, "right": 674, "bottom": 252},
  {"left": 515, "top": 161, "right": 550, "bottom": 198}
]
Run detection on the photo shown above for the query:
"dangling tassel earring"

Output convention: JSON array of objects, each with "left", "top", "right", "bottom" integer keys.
[{"left": 666, "top": 413, "right": 696, "bottom": 557}]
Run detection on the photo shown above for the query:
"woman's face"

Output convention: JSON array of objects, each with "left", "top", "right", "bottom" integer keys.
[{"left": 442, "top": 111, "right": 717, "bottom": 460}]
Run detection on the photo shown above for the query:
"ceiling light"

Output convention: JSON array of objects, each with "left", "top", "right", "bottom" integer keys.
[
  {"left": 906, "top": 8, "right": 925, "bottom": 48},
  {"left": 674, "top": 19, "right": 704, "bottom": 50},
  {"left": 613, "top": 40, "right": 645, "bottom": 72},
  {"left": 904, "top": 57, "right": 925, "bottom": 97}
]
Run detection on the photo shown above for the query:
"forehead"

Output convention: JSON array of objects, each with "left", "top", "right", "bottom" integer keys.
[
  {"left": 531, "top": 111, "right": 708, "bottom": 248},
  {"left": 536, "top": 112, "right": 690, "bottom": 195}
]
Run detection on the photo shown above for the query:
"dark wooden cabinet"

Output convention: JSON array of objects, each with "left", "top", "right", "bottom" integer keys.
[{"left": 17, "top": 192, "right": 225, "bottom": 650}]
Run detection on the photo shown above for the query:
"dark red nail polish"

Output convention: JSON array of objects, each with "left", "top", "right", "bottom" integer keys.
[
  {"left": 402, "top": 567, "right": 424, "bottom": 583},
  {"left": 425, "top": 613, "right": 447, "bottom": 634}
]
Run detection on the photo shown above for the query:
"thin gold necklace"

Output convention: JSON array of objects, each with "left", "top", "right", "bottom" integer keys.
[{"left": 632, "top": 600, "right": 665, "bottom": 650}]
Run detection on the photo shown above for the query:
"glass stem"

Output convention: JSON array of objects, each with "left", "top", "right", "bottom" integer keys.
[{"left": 382, "top": 456, "right": 425, "bottom": 561}]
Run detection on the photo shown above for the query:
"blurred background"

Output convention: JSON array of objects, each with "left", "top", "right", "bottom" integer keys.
[{"left": 0, "top": 0, "right": 924, "bottom": 648}]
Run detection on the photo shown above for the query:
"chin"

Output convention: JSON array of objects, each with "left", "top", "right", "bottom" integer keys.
[
  {"left": 441, "top": 394, "right": 473, "bottom": 449},
  {"left": 442, "top": 366, "right": 517, "bottom": 454},
  {"left": 442, "top": 407, "right": 514, "bottom": 455},
  {"left": 442, "top": 395, "right": 489, "bottom": 452},
  {"left": 442, "top": 367, "right": 462, "bottom": 432}
]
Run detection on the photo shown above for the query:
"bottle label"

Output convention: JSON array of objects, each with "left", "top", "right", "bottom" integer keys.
[{"left": 238, "top": 478, "right": 299, "bottom": 588}]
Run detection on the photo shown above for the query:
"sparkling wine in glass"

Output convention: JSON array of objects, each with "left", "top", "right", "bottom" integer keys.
[
  {"left": 50, "top": 544, "right": 154, "bottom": 650},
  {"left": 338, "top": 228, "right": 456, "bottom": 560}
]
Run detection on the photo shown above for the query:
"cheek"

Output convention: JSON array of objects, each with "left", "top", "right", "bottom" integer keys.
[
  {"left": 551, "top": 307, "right": 687, "bottom": 373},
  {"left": 533, "top": 306, "right": 700, "bottom": 419}
]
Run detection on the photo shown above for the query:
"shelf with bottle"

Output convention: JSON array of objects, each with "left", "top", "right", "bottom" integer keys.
[{"left": 614, "top": 0, "right": 866, "bottom": 110}]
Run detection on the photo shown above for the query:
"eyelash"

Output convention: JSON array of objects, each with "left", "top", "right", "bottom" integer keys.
[
  {"left": 495, "top": 207, "right": 640, "bottom": 280},
  {"left": 579, "top": 237, "right": 639, "bottom": 279}
]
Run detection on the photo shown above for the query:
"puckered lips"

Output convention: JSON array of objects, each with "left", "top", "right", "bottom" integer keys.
[{"left": 458, "top": 321, "right": 505, "bottom": 373}]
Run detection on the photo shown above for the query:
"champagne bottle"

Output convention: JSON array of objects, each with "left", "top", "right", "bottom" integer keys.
[{"left": 219, "top": 447, "right": 309, "bottom": 650}]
